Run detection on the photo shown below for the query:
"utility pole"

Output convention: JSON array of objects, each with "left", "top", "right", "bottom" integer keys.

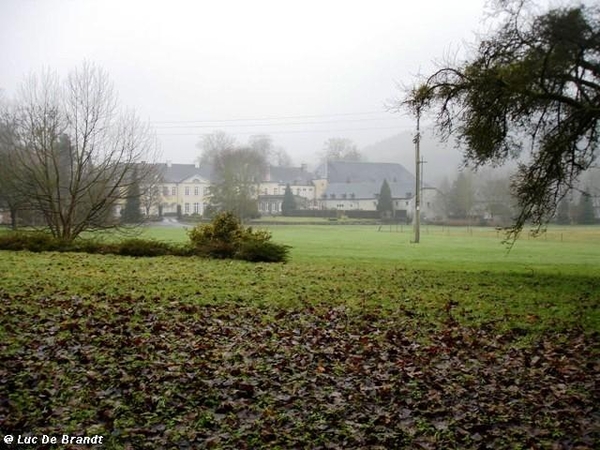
[{"left": 413, "top": 106, "right": 421, "bottom": 243}]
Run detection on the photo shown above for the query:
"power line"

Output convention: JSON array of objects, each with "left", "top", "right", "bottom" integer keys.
[
  {"left": 154, "top": 116, "right": 398, "bottom": 129},
  {"left": 150, "top": 110, "right": 389, "bottom": 124},
  {"left": 156, "top": 125, "right": 401, "bottom": 136}
]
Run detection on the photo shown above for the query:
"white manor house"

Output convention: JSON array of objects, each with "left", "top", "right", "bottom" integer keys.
[{"left": 129, "top": 160, "right": 437, "bottom": 220}]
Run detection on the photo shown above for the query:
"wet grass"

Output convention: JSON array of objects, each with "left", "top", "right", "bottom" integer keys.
[{"left": 0, "top": 224, "right": 598, "bottom": 448}]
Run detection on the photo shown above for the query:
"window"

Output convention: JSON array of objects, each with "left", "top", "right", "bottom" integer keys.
[
  {"left": 263, "top": 188, "right": 268, "bottom": 195},
  {"left": 171, "top": 187, "right": 176, "bottom": 196},
  {"left": 194, "top": 186, "right": 199, "bottom": 196},
  {"left": 184, "top": 203, "right": 190, "bottom": 214},
  {"left": 163, "top": 187, "right": 169, "bottom": 196},
  {"left": 193, "top": 203, "right": 199, "bottom": 214},
  {"left": 274, "top": 188, "right": 278, "bottom": 195},
  {"left": 406, "top": 201, "right": 409, "bottom": 206},
  {"left": 330, "top": 193, "right": 336, "bottom": 199},
  {"left": 185, "top": 187, "right": 190, "bottom": 196},
  {"left": 296, "top": 188, "right": 300, "bottom": 195}
]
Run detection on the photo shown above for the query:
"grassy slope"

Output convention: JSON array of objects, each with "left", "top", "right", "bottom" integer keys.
[{"left": 0, "top": 224, "right": 598, "bottom": 448}]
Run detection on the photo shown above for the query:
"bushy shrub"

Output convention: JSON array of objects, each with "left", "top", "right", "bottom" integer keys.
[
  {"left": 69, "top": 239, "right": 113, "bottom": 255},
  {"left": 188, "top": 211, "right": 290, "bottom": 262},
  {"left": 235, "top": 238, "right": 290, "bottom": 263},
  {"left": 0, "top": 232, "right": 65, "bottom": 252},
  {"left": 115, "top": 239, "right": 177, "bottom": 257}
]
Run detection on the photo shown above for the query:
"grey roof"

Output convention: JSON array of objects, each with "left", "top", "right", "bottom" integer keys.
[
  {"left": 268, "top": 166, "right": 314, "bottom": 185},
  {"left": 324, "top": 182, "right": 415, "bottom": 200},
  {"left": 156, "top": 163, "right": 214, "bottom": 183},
  {"left": 325, "top": 161, "right": 415, "bottom": 184}
]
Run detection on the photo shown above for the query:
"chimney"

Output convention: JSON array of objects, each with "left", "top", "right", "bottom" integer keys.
[{"left": 166, "top": 160, "right": 172, "bottom": 168}]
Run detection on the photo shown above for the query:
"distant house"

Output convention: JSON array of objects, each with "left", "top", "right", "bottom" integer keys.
[
  {"left": 109, "top": 159, "right": 437, "bottom": 220},
  {"left": 258, "top": 164, "right": 315, "bottom": 214},
  {"left": 157, "top": 162, "right": 213, "bottom": 216},
  {"left": 316, "top": 161, "right": 437, "bottom": 220},
  {"left": 114, "top": 161, "right": 213, "bottom": 217}
]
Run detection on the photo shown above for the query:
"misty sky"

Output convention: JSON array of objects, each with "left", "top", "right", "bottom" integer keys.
[{"left": 1, "top": 0, "right": 498, "bottom": 166}]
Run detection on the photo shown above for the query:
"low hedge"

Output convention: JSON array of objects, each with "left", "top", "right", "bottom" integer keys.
[
  {"left": 0, "top": 216, "right": 290, "bottom": 263},
  {"left": 0, "top": 233, "right": 187, "bottom": 257}
]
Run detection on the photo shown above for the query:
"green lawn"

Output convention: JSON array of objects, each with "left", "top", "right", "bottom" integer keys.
[
  {"left": 141, "top": 223, "right": 600, "bottom": 271},
  {"left": 0, "top": 224, "right": 598, "bottom": 448}
]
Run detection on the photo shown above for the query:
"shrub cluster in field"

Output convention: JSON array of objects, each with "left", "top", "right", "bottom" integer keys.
[
  {"left": 0, "top": 212, "right": 290, "bottom": 262},
  {"left": 187, "top": 212, "right": 290, "bottom": 262}
]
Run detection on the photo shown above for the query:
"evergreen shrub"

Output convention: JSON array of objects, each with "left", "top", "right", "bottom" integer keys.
[{"left": 188, "top": 211, "right": 290, "bottom": 262}]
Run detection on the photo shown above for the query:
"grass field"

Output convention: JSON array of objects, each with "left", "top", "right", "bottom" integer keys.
[
  {"left": 142, "top": 223, "right": 600, "bottom": 271},
  {"left": 1, "top": 224, "right": 598, "bottom": 448}
]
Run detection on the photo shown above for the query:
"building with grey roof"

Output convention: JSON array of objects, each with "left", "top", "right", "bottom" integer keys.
[
  {"left": 316, "top": 161, "right": 437, "bottom": 220},
  {"left": 123, "top": 159, "right": 435, "bottom": 220}
]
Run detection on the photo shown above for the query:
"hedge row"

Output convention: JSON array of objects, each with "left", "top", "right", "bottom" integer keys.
[
  {"left": 0, "top": 233, "right": 188, "bottom": 257},
  {"left": 0, "top": 213, "right": 290, "bottom": 263}
]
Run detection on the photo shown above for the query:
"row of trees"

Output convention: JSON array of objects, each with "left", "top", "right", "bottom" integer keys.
[
  {"left": 370, "top": 167, "right": 597, "bottom": 225},
  {"left": 433, "top": 168, "right": 597, "bottom": 225},
  {"left": 0, "top": 63, "right": 158, "bottom": 240},
  {"left": 196, "top": 132, "right": 364, "bottom": 170}
]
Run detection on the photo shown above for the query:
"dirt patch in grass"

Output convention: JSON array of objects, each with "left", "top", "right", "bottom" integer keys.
[{"left": 1, "top": 292, "right": 597, "bottom": 449}]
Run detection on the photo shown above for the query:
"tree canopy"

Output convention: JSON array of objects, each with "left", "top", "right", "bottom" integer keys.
[
  {"left": 322, "top": 138, "right": 363, "bottom": 162},
  {"left": 196, "top": 131, "right": 236, "bottom": 166},
  {"left": 402, "top": 1, "right": 599, "bottom": 238},
  {"left": 121, "top": 168, "right": 142, "bottom": 224},
  {"left": 281, "top": 184, "right": 296, "bottom": 216},
  {"left": 1, "top": 63, "right": 157, "bottom": 240},
  {"left": 207, "top": 147, "right": 267, "bottom": 220},
  {"left": 376, "top": 179, "right": 394, "bottom": 218},
  {"left": 577, "top": 189, "right": 596, "bottom": 224}
]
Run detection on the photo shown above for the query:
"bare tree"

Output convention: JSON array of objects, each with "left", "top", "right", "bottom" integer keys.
[
  {"left": 140, "top": 165, "right": 164, "bottom": 217},
  {"left": 208, "top": 147, "right": 268, "bottom": 220},
  {"left": 0, "top": 101, "right": 27, "bottom": 229},
  {"left": 322, "top": 137, "right": 363, "bottom": 162},
  {"left": 248, "top": 134, "right": 273, "bottom": 159},
  {"left": 273, "top": 145, "right": 293, "bottom": 167},
  {"left": 196, "top": 130, "right": 236, "bottom": 166},
  {"left": 7, "top": 63, "right": 158, "bottom": 241}
]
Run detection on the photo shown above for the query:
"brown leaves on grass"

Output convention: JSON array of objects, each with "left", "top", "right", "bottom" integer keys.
[{"left": 0, "top": 292, "right": 598, "bottom": 449}]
